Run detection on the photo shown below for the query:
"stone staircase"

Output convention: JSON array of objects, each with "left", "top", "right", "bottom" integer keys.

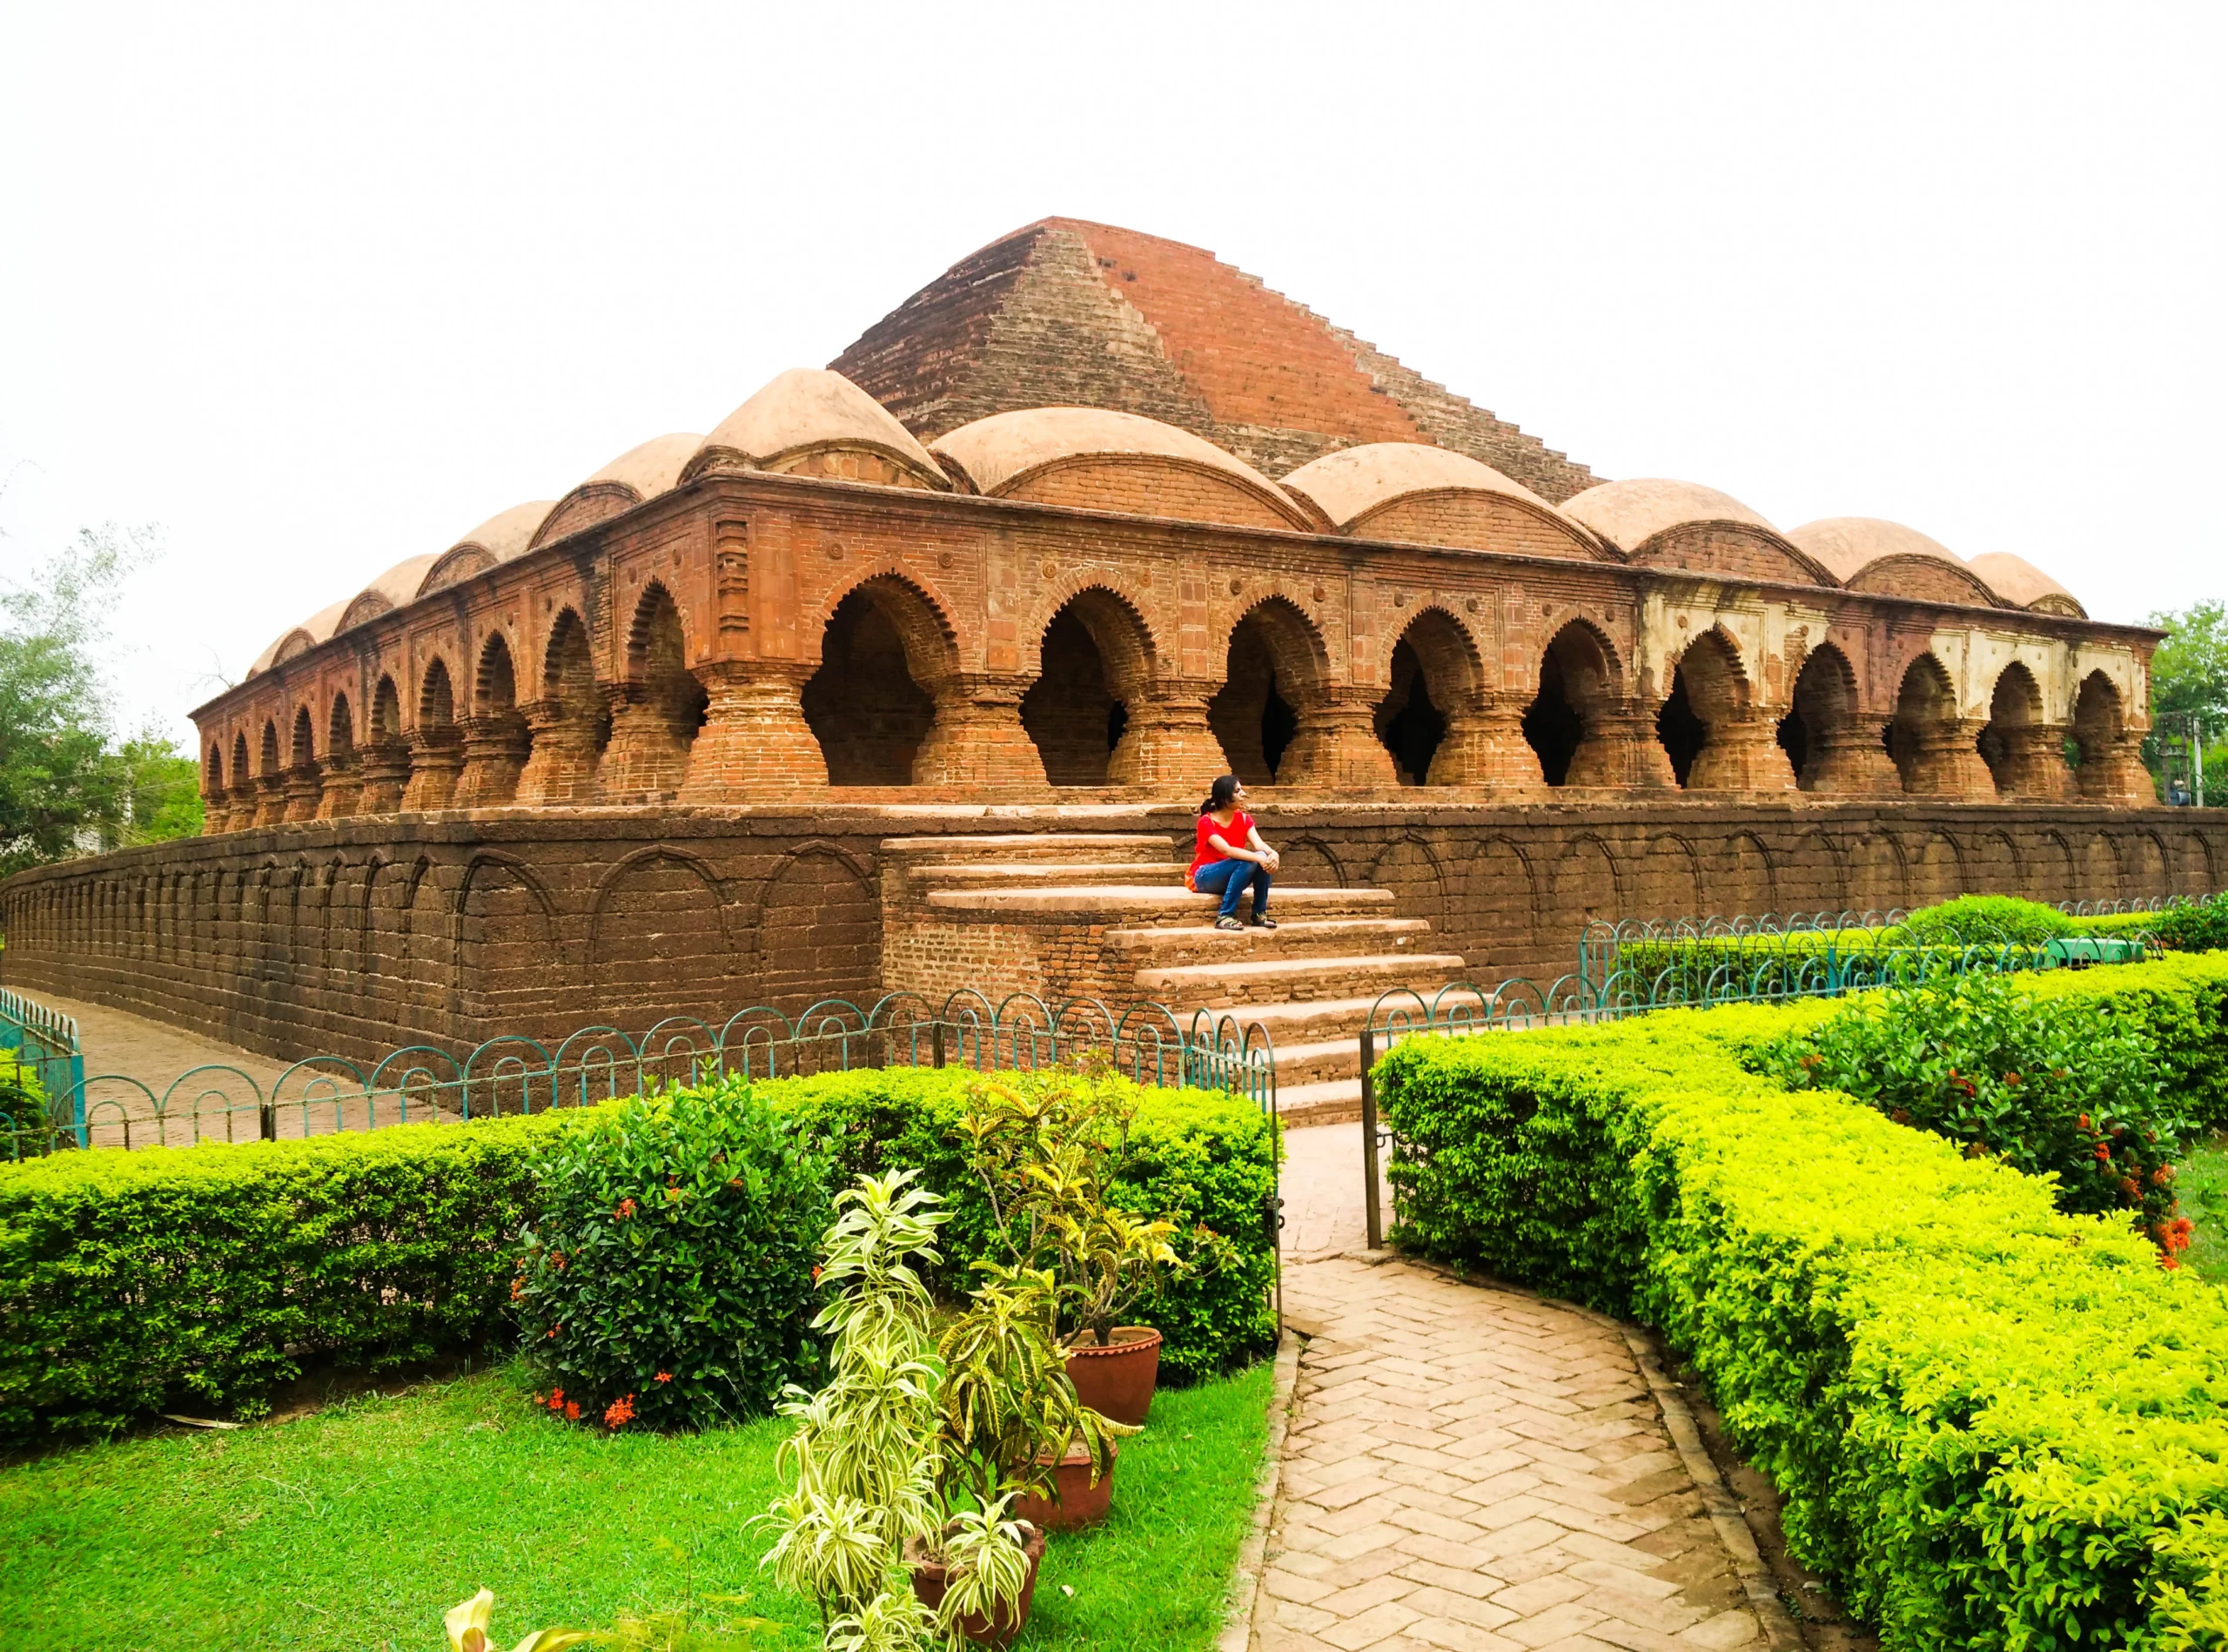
[{"left": 881, "top": 832, "right": 1470, "bottom": 1125}]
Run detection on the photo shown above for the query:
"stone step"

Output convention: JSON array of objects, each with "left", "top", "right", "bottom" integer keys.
[
  {"left": 914, "top": 860, "right": 1184, "bottom": 888},
  {"left": 1270, "top": 1033, "right": 1366, "bottom": 1087},
  {"left": 923, "top": 885, "right": 1396, "bottom": 922},
  {"left": 1106, "top": 917, "right": 1434, "bottom": 970},
  {"left": 1273, "top": 1076, "right": 1366, "bottom": 1128},
  {"left": 1199, "top": 992, "right": 1452, "bottom": 1044},
  {"left": 881, "top": 832, "right": 1177, "bottom": 863},
  {"left": 1135, "top": 951, "right": 1470, "bottom": 1008}
]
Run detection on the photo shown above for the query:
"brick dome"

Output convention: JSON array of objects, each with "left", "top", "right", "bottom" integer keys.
[
  {"left": 1788, "top": 517, "right": 2000, "bottom": 605},
  {"left": 931, "top": 406, "right": 1313, "bottom": 530},
  {"left": 335, "top": 554, "right": 440, "bottom": 636},
  {"left": 531, "top": 433, "right": 702, "bottom": 551},
  {"left": 1560, "top": 480, "right": 1775, "bottom": 552},
  {"left": 1970, "top": 551, "right": 2086, "bottom": 618},
  {"left": 686, "top": 367, "right": 946, "bottom": 488},
  {"left": 422, "top": 500, "right": 556, "bottom": 595},
  {"left": 247, "top": 596, "right": 351, "bottom": 678}
]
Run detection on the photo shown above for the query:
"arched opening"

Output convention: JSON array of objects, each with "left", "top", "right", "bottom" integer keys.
[
  {"left": 1374, "top": 610, "right": 1480, "bottom": 786},
  {"left": 2072, "top": 670, "right": 2128, "bottom": 800},
  {"left": 1889, "top": 654, "right": 1958, "bottom": 791},
  {"left": 1657, "top": 630, "right": 1748, "bottom": 789},
  {"left": 327, "top": 693, "right": 355, "bottom": 758},
  {"left": 543, "top": 608, "right": 601, "bottom": 728},
  {"left": 231, "top": 731, "right": 251, "bottom": 788},
  {"left": 1020, "top": 590, "right": 1152, "bottom": 786},
  {"left": 625, "top": 583, "right": 708, "bottom": 741},
  {"left": 419, "top": 659, "right": 456, "bottom": 731},
  {"left": 802, "top": 579, "right": 947, "bottom": 785},
  {"left": 1778, "top": 646, "right": 1856, "bottom": 790},
  {"left": 1523, "top": 621, "right": 1616, "bottom": 786},
  {"left": 371, "top": 675, "right": 402, "bottom": 741},
  {"left": 259, "top": 719, "right": 282, "bottom": 776},
  {"left": 205, "top": 744, "right": 224, "bottom": 796},
  {"left": 476, "top": 633, "right": 519, "bottom": 716},
  {"left": 1208, "top": 599, "right": 1325, "bottom": 784},
  {"left": 1979, "top": 662, "right": 2045, "bottom": 796},
  {"left": 290, "top": 706, "right": 315, "bottom": 769}
]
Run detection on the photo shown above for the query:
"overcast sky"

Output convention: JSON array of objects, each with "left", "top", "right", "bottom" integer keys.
[{"left": 3, "top": 3, "right": 2222, "bottom": 748}]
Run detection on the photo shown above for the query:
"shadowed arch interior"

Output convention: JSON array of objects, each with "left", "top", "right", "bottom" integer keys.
[
  {"left": 419, "top": 659, "right": 456, "bottom": 729},
  {"left": 205, "top": 744, "right": 224, "bottom": 794},
  {"left": 371, "top": 675, "right": 402, "bottom": 741},
  {"left": 543, "top": 608, "right": 600, "bottom": 717},
  {"left": 327, "top": 693, "right": 355, "bottom": 757},
  {"left": 1021, "top": 589, "right": 1155, "bottom": 786},
  {"left": 1978, "top": 661, "right": 2043, "bottom": 795},
  {"left": 232, "top": 731, "right": 251, "bottom": 785},
  {"left": 1208, "top": 597, "right": 1328, "bottom": 783},
  {"left": 259, "top": 719, "right": 282, "bottom": 776},
  {"left": 1777, "top": 644, "right": 1858, "bottom": 789},
  {"left": 476, "top": 633, "right": 520, "bottom": 716},
  {"left": 625, "top": 581, "right": 709, "bottom": 742},
  {"left": 1656, "top": 629, "right": 1746, "bottom": 788},
  {"left": 804, "top": 576, "right": 960, "bottom": 786},
  {"left": 2071, "top": 670, "right": 2125, "bottom": 796},
  {"left": 1375, "top": 609, "right": 1480, "bottom": 785},
  {"left": 290, "top": 706, "right": 315, "bottom": 769},
  {"left": 1889, "top": 654, "right": 1957, "bottom": 789},
  {"left": 1523, "top": 621, "right": 1617, "bottom": 786}
]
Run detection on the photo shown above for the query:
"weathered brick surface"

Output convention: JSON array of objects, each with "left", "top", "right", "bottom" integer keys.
[{"left": 2, "top": 800, "right": 2213, "bottom": 1072}]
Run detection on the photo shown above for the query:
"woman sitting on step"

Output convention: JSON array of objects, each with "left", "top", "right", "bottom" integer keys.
[{"left": 1188, "top": 774, "right": 1280, "bottom": 932}]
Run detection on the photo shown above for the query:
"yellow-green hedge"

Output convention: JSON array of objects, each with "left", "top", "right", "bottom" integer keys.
[{"left": 1375, "top": 952, "right": 2228, "bottom": 1649}]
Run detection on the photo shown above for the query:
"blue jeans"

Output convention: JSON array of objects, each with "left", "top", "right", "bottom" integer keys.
[{"left": 1194, "top": 858, "right": 1272, "bottom": 921}]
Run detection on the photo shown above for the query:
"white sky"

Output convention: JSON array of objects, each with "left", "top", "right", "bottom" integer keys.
[{"left": 3, "top": 3, "right": 2222, "bottom": 749}]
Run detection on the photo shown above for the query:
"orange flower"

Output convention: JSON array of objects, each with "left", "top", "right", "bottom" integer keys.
[
  {"left": 547, "top": 1388, "right": 565, "bottom": 1412},
  {"left": 654, "top": 1371, "right": 673, "bottom": 1383},
  {"left": 604, "top": 1394, "right": 637, "bottom": 1429},
  {"left": 565, "top": 1401, "right": 580, "bottom": 1421},
  {"left": 615, "top": 1198, "right": 636, "bottom": 1220}
]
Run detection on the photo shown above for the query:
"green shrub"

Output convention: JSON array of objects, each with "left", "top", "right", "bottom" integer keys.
[
  {"left": 1898, "top": 892, "right": 2077, "bottom": 946},
  {"left": 2151, "top": 892, "right": 2228, "bottom": 954},
  {"left": 514, "top": 1078, "right": 832, "bottom": 1432},
  {"left": 0, "top": 1065, "right": 1276, "bottom": 1442},
  {"left": 1374, "top": 951, "right": 2228, "bottom": 1649},
  {"left": 1752, "top": 968, "right": 2187, "bottom": 1243},
  {"left": 0, "top": 1112, "right": 565, "bottom": 1445},
  {"left": 0, "top": 1051, "right": 46, "bottom": 1158},
  {"left": 759, "top": 1068, "right": 1278, "bottom": 1384},
  {"left": 2022, "top": 950, "right": 2228, "bottom": 1132}
]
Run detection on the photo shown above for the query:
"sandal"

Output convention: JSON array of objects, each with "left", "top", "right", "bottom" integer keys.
[
  {"left": 1249, "top": 915, "right": 1278, "bottom": 930},
  {"left": 1214, "top": 916, "right": 1245, "bottom": 932}
]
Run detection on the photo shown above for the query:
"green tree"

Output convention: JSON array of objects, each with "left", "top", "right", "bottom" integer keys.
[
  {"left": 2143, "top": 600, "right": 2228, "bottom": 796},
  {"left": 0, "top": 525, "right": 201, "bottom": 876}
]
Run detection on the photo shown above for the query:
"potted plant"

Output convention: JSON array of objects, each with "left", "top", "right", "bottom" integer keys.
[
  {"left": 963, "top": 1069, "right": 1184, "bottom": 1425},
  {"left": 760, "top": 1171, "right": 1054, "bottom": 1651},
  {"left": 934, "top": 1261, "right": 1131, "bottom": 1534}
]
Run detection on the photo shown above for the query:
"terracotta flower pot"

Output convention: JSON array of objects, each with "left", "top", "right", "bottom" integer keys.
[
  {"left": 907, "top": 1520, "right": 1047, "bottom": 1648},
  {"left": 1064, "top": 1325, "right": 1161, "bottom": 1425},
  {"left": 1013, "top": 1435, "right": 1119, "bottom": 1530}
]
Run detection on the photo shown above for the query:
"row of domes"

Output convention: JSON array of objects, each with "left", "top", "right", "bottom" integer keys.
[{"left": 246, "top": 369, "right": 2084, "bottom": 676}]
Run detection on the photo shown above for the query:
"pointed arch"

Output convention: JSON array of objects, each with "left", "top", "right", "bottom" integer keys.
[
  {"left": 327, "top": 691, "right": 355, "bottom": 757},
  {"left": 541, "top": 607, "right": 598, "bottom": 713},
  {"left": 290, "top": 704, "right": 316, "bottom": 768},
  {"left": 370, "top": 675, "right": 403, "bottom": 740},
  {"left": 418, "top": 658, "right": 456, "bottom": 729},
  {"left": 475, "top": 631, "right": 520, "bottom": 715},
  {"left": 1779, "top": 643, "right": 1861, "bottom": 791},
  {"left": 803, "top": 574, "right": 963, "bottom": 786},
  {"left": 1376, "top": 607, "right": 1486, "bottom": 786},
  {"left": 1524, "top": 619, "right": 1621, "bottom": 786},
  {"left": 1021, "top": 586, "right": 1159, "bottom": 786},
  {"left": 1207, "top": 596, "right": 1332, "bottom": 784}
]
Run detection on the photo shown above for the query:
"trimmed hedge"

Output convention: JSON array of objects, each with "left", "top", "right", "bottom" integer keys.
[
  {"left": 0, "top": 1069, "right": 1276, "bottom": 1444},
  {"left": 755, "top": 1067, "right": 1280, "bottom": 1385},
  {"left": 1377, "top": 951, "right": 2228, "bottom": 1649}
]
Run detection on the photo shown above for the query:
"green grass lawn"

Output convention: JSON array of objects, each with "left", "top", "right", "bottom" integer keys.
[
  {"left": 2178, "top": 1132, "right": 2228, "bottom": 1286},
  {"left": 0, "top": 1358, "right": 1273, "bottom": 1652}
]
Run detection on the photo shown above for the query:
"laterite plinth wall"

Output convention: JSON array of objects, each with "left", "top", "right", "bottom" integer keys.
[{"left": 3, "top": 801, "right": 2219, "bottom": 1070}]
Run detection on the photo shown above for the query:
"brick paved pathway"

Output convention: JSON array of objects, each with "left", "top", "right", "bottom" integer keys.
[{"left": 1258, "top": 1125, "right": 1770, "bottom": 1652}]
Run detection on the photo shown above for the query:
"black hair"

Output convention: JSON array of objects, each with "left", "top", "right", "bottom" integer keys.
[{"left": 1198, "top": 774, "right": 1239, "bottom": 816}]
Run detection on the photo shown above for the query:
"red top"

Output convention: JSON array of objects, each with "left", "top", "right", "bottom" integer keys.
[{"left": 1188, "top": 809, "right": 1258, "bottom": 887}]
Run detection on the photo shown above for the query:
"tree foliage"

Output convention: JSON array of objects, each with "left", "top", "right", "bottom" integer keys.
[
  {"left": 0, "top": 525, "right": 203, "bottom": 875},
  {"left": 2144, "top": 600, "right": 2228, "bottom": 789}
]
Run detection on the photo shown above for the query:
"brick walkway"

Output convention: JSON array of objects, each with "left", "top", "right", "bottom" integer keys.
[{"left": 1260, "top": 1125, "right": 1770, "bottom": 1652}]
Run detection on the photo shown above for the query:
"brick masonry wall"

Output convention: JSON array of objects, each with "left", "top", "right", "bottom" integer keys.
[{"left": 4, "top": 802, "right": 2219, "bottom": 1071}]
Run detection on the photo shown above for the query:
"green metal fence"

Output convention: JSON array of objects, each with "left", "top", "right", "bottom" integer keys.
[
  {"left": 2, "top": 985, "right": 84, "bottom": 1146},
  {"left": 3, "top": 989, "right": 1279, "bottom": 1158}
]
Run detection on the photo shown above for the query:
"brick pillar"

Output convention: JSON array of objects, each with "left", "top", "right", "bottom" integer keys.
[
  {"left": 316, "top": 752, "right": 363, "bottom": 820},
  {"left": 213, "top": 784, "right": 248, "bottom": 833},
  {"left": 1426, "top": 689, "right": 1544, "bottom": 787},
  {"left": 356, "top": 741, "right": 412, "bottom": 816},
  {"left": 1567, "top": 702, "right": 1679, "bottom": 789},
  {"left": 282, "top": 764, "right": 323, "bottom": 823},
  {"left": 1110, "top": 682, "right": 1226, "bottom": 790},
  {"left": 400, "top": 729, "right": 464, "bottom": 812},
  {"left": 913, "top": 673, "right": 1046, "bottom": 789},
  {"left": 514, "top": 699, "right": 604, "bottom": 806},
  {"left": 1904, "top": 717, "right": 1996, "bottom": 800},
  {"left": 1686, "top": 716, "right": 1798, "bottom": 793},
  {"left": 252, "top": 774, "right": 290, "bottom": 829},
  {"left": 1803, "top": 722, "right": 1903, "bottom": 795},
  {"left": 453, "top": 715, "right": 529, "bottom": 809},
  {"left": 1278, "top": 690, "right": 1399, "bottom": 789},
  {"left": 1997, "top": 723, "right": 2076, "bottom": 802},
  {"left": 2078, "top": 727, "right": 2154, "bottom": 805},
  {"left": 596, "top": 682, "right": 695, "bottom": 803},
  {"left": 677, "top": 661, "right": 828, "bottom": 802}
]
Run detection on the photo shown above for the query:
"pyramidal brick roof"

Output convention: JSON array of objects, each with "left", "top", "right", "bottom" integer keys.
[{"left": 829, "top": 218, "right": 1599, "bottom": 504}]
